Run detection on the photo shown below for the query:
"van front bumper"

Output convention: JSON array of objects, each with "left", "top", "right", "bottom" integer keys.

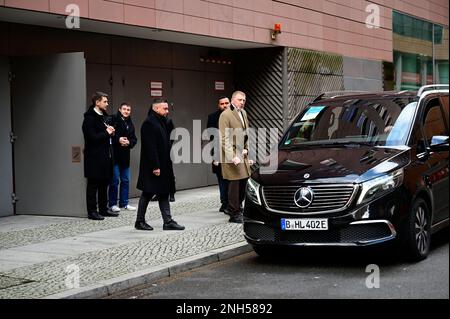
[{"left": 243, "top": 189, "right": 406, "bottom": 247}]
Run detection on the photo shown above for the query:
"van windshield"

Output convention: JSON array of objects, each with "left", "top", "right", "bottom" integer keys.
[{"left": 282, "top": 98, "right": 417, "bottom": 148}]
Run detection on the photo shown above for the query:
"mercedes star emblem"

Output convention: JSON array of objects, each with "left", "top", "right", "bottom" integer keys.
[
  {"left": 294, "top": 187, "right": 314, "bottom": 208},
  {"left": 304, "top": 173, "right": 310, "bottom": 179}
]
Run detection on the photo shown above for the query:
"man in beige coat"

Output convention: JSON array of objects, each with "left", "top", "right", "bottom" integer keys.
[{"left": 219, "top": 91, "right": 252, "bottom": 223}]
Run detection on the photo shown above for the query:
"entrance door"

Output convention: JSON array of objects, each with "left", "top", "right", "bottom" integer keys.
[
  {"left": 111, "top": 65, "right": 173, "bottom": 197},
  {"left": 171, "top": 69, "right": 208, "bottom": 189},
  {"left": 11, "top": 53, "right": 87, "bottom": 217},
  {"left": 0, "top": 57, "right": 13, "bottom": 217}
]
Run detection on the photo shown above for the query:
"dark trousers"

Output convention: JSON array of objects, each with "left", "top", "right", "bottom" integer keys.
[
  {"left": 216, "top": 174, "right": 229, "bottom": 205},
  {"left": 86, "top": 178, "right": 109, "bottom": 214},
  {"left": 136, "top": 192, "right": 172, "bottom": 224},
  {"left": 227, "top": 178, "right": 248, "bottom": 216}
]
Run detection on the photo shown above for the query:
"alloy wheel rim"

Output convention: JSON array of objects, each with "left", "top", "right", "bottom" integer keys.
[{"left": 414, "top": 205, "right": 429, "bottom": 255}]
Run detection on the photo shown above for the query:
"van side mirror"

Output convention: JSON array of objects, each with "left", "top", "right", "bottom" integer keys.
[{"left": 429, "top": 135, "right": 449, "bottom": 152}]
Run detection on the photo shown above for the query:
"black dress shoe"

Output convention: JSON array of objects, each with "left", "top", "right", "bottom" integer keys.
[
  {"left": 228, "top": 214, "right": 243, "bottom": 224},
  {"left": 223, "top": 208, "right": 232, "bottom": 216},
  {"left": 88, "top": 212, "right": 105, "bottom": 220},
  {"left": 219, "top": 204, "right": 227, "bottom": 212},
  {"left": 163, "top": 220, "right": 185, "bottom": 230},
  {"left": 135, "top": 221, "right": 153, "bottom": 231},
  {"left": 99, "top": 210, "right": 119, "bottom": 217}
]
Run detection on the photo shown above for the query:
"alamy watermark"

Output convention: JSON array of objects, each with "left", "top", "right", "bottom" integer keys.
[
  {"left": 365, "top": 264, "right": 380, "bottom": 289},
  {"left": 170, "top": 123, "right": 280, "bottom": 174},
  {"left": 65, "top": 4, "right": 80, "bottom": 29},
  {"left": 365, "top": 4, "right": 380, "bottom": 29},
  {"left": 65, "top": 264, "right": 80, "bottom": 289}
]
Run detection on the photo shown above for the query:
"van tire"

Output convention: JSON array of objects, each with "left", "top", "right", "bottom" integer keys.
[{"left": 399, "top": 198, "right": 431, "bottom": 261}]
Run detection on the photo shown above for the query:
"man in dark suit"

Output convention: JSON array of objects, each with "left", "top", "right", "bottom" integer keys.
[
  {"left": 151, "top": 116, "right": 176, "bottom": 202},
  {"left": 207, "top": 96, "right": 230, "bottom": 213},
  {"left": 166, "top": 116, "right": 176, "bottom": 202},
  {"left": 82, "top": 92, "right": 117, "bottom": 220},
  {"left": 135, "top": 98, "right": 184, "bottom": 231}
]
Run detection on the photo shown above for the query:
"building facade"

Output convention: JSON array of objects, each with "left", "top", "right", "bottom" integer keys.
[{"left": 0, "top": 0, "right": 448, "bottom": 217}]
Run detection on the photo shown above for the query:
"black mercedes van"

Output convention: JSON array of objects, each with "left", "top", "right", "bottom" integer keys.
[{"left": 244, "top": 85, "right": 449, "bottom": 261}]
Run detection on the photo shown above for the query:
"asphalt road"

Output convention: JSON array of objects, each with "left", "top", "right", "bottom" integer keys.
[{"left": 109, "top": 229, "right": 448, "bottom": 299}]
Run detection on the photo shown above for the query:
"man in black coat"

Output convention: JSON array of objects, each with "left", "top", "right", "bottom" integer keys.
[
  {"left": 82, "top": 92, "right": 117, "bottom": 220},
  {"left": 135, "top": 98, "right": 184, "bottom": 231},
  {"left": 151, "top": 116, "right": 176, "bottom": 202},
  {"left": 166, "top": 117, "right": 176, "bottom": 202},
  {"left": 207, "top": 96, "right": 230, "bottom": 213},
  {"left": 108, "top": 102, "right": 138, "bottom": 213}
]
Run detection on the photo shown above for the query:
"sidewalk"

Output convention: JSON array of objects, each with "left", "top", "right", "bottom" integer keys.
[{"left": 0, "top": 186, "right": 251, "bottom": 299}]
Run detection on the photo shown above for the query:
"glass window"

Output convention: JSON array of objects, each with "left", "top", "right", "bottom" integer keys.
[
  {"left": 392, "top": 11, "right": 449, "bottom": 90},
  {"left": 385, "top": 102, "right": 417, "bottom": 146},
  {"left": 423, "top": 99, "right": 447, "bottom": 143},
  {"left": 281, "top": 98, "right": 415, "bottom": 148},
  {"left": 434, "top": 25, "right": 443, "bottom": 44},
  {"left": 439, "top": 96, "right": 449, "bottom": 131},
  {"left": 393, "top": 11, "right": 433, "bottom": 42},
  {"left": 434, "top": 26, "right": 449, "bottom": 84}
]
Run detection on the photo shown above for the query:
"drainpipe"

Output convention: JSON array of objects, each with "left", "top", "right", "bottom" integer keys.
[{"left": 432, "top": 24, "right": 436, "bottom": 84}]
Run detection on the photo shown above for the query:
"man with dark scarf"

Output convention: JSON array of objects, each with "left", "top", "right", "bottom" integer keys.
[{"left": 134, "top": 99, "right": 184, "bottom": 231}]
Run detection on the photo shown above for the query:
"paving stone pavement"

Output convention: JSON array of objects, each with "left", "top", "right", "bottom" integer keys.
[
  {"left": 0, "top": 223, "right": 244, "bottom": 299},
  {"left": 0, "top": 195, "right": 218, "bottom": 250},
  {"left": 0, "top": 187, "right": 248, "bottom": 299}
]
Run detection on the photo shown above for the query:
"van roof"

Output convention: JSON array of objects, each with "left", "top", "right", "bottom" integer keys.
[{"left": 312, "top": 85, "right": 448, "bottom": 104}]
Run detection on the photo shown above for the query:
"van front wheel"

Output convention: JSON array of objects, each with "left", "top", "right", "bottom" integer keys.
[{"left": 400, "top": 198, "right": 431, "bottom": 261}]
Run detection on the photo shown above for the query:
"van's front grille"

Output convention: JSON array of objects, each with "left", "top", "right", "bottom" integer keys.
[{"left": 262, "top": 184, "right": 356, "bottom": 214}]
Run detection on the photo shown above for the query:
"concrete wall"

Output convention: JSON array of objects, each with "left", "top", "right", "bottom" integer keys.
[
  {"left": 343, "top": 57, "right": 383, "bottom": 92},
  {"left": 0, "top": 22, "right": 234, "bottom": 196},
  {"left": 1, "top": 0, "right": 448, "bottom": 62}
]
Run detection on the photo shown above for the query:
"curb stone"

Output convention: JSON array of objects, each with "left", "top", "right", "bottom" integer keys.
[{"left": 43, "top": 242, "right": 252, "bottom": 299}]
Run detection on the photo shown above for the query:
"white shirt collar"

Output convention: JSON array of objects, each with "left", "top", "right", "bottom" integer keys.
[{"left": 94, "top": 107, "right": 103, "bottom": 115}]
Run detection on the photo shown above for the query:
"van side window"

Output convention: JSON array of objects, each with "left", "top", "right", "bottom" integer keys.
[
  {"left": 422, "top": 98, "right": 447, "bottom": 145},
  {"left": 439, "top": 95, "right": 449, "bottom": 133}
]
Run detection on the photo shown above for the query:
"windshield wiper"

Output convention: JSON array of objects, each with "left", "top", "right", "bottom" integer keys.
[
  {"left": 322, "top": 141, "right": 375, "bottom": 146},
  {"left": 280, "top": 144, "right": 313, "bottom": 149},
  {"left": 281, "top": 141, "right": 376, "bottom": 148}
]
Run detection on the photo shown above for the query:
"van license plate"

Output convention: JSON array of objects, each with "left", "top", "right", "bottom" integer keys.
[{"left": 281, "top": 218, "right": 328, "bottom": 230}]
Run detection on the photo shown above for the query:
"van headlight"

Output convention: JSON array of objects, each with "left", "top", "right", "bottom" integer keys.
[
  {"left": 357, "top": 168, "right": 404, "bottom": 205},
  {"left": 246, "top": 178, "right": 262, "bottom": 205}
]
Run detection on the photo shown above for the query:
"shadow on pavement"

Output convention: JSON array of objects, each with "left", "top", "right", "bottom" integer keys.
[{"left": 251, "top": 227, "right": 449, "bottom": 267}]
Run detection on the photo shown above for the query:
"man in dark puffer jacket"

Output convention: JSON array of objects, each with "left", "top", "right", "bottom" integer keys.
[{"left": 108, "top": 102, "right": 138, "bottom": 213}]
